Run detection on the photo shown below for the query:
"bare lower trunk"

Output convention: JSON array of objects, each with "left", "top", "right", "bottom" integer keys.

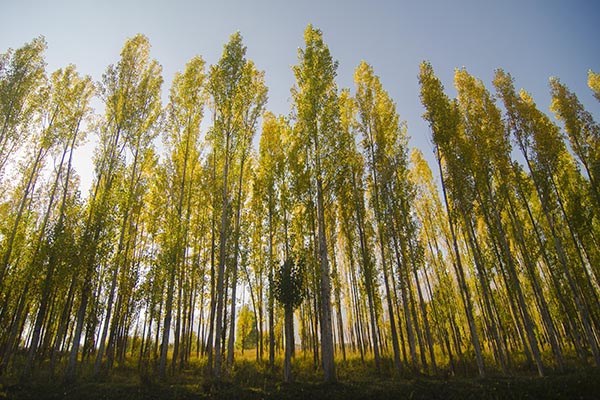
[
  {"left": 316, "top": 176, "right": 335, "bottom": 383},
  {"left": 159, "top": 262, "right": 176, "bottom": 379},
  {"left": 436, "top": 152, "right": 485, "bottom": 378},
  {"left": 213, "top": 133, "right": 231, "bottom": 378},
  {"left": 227, "top": 154, "right": 246, "bottom": 369},
  {"left": 65, "top": 277, "right": 91, "bottom": 382},
  {"left": 284, "top": 306, "right": 294, "bottom": 383},
  {"left": 412, "top": 263, "right": 437, "bottom": 375},
  {"left": 381, "top": 259, "right": 402, "bottom": 373}
]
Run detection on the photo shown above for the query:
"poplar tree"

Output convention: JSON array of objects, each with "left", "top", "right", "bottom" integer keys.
[
  {"left": 550, "top": 77, "right": 600, "bottom": 208},
  {"left": 23, "top": 66, "right": 94, "bottom": 375},
  {"left": 66, "top": 34, "right": 162, "bottom": 381},
  {"left": 158, "top": 55, "right": 206, "bottom": 378},
  {"left": 255, "top": 112, "right": 290, "bottom": 369},
  {"left": 419, "top": 62, "right": 486, "bottom": 377},
  {"left": 207, "top": 32, "right": 266, "bottom": 378},
  {"left": 336, "top": 89, "right": 382, "bottom": 370},
  {"left": 354, "top": 61, "right": 405, "bottom": 373},
  {"left": 454, "top": 69, "right": 544, "bottom": 376},
  {"left": 291, "top": 24, "right": 339, "bottom": 382},
  {"left": 410, "top": 149, "right": 464, "bottom": 373},
  {"left": 496, "top": 70, "right": 600, "bottom": 367},
  {"left": 0, "top": 36, "right": 46, "bottom": 178}
]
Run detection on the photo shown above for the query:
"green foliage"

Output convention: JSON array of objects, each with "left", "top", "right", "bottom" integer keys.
[
  {"left": 236, "top": 305, "right": 258, "bottom": 351},
  {"left": 0, "top": 36, "right": 47, "bottom": 174},
  {"left": 274, "top": 257, "right": 305, "bottom": 310},
  {"left": 589, "top": 70, "right": 600, "bottom": 102}
]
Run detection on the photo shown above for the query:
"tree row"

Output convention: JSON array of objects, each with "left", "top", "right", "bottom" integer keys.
[{"left": 0, "top": 25, "right": 599, "bottom": 383}]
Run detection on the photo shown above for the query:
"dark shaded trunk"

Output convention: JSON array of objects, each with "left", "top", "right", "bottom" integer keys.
[{"left": 284, "top": 305, "right": 294, "bottom": 383}]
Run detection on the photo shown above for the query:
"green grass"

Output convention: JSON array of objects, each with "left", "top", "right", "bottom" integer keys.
[{"left": 2, "top": 352, "right": 600, "bottom": 399}]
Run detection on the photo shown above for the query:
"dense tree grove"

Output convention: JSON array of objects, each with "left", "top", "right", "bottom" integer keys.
[{"left": 0, "top": 26, "right": 599, "bottom": 383}]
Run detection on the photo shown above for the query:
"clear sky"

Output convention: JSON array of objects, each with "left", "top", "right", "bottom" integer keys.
[{"left": 2, "top": 0, "right": 599, "bottom": 192}]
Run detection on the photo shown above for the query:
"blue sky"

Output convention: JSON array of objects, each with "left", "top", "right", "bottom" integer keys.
[{"left": 2, "top": 0, "right": 599, "bottom": 191}]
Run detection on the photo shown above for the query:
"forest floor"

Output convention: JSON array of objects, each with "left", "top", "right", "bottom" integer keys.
[{"left": 2, "top": 355, "right": 600, "bottom": 399}]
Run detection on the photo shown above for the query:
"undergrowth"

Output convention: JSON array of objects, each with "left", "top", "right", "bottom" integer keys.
[{"left": 1, "top": 351, "right": 599, "bottom": 399}]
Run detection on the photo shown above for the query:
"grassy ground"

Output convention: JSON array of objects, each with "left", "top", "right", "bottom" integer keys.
[{"left": 2, "top": 353, "right": 599, "bottom": 399}]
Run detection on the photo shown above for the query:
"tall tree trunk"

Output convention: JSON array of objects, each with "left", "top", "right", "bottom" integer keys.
[
  {"left": 315, "top": 173, "right": 336, "bottom": 382},
  {"left": 347, "top": 250, "right": 366, "bottom": 362},
  {"left": 506, "top": 189, "right": 564, "bottom": 371},
  {"left": 0, "top": 283, "right": 30, "bottom": 372},
  {"left": 213, "top": 132, "right": 231, "bottom": 378},
  {"left": 460, "top": 212, "right": 509, "bottom": 373},
  {"left": 284, "top": 305, "right": 294, "bottom": 383},
  {"left": 50, "top": 272, "right": 76, "bottom": 375},
  {"left": 483, "top": 183, "right": 545, "bottom": 377},
  {"left": 528, "top": 156, "right": 600, "bottom": 366},
  {"left": 171, "top": 266, "right": 183, "bottom": 374},
  {"left": 65, "top": 275, "right": 91, "bottom": 382},
  {"left": 206, "top": 159, "right": 217, "bottom": 371},
  {"left": 227, "top": 154, "right": 246, "bottom": 369},
  {"left": 411, "top": 261, "right": 437, "bottom": 375},
  {"left": 24, "top": 121, "right": 80, "bottom": 375},
  {"left": 327, "top": 237, "right": 346, "bottom": 361},
  {"left": 94, "top": 265, "right": 119, "bottom": 375},
  {"left": 159, "top": 257, "right": 176, "bottom": 378},
  {"left": 436, "top": 152, "right": 486, "bottom": 378},
  {"left": 65, "top": 120, "right": 122, "bottom": 382},
  {"left": 390, "top": 233, "right": 418, "bottom": 370},
  {"left": 351, "top": 169, "right": 381, "bottom": 369},
  {"left": 268, "top": 192, "right": 276, "bottom": 371}
]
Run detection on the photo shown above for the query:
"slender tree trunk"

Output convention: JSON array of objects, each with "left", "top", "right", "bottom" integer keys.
[
  {"left": 65, "top": 121, "right": 122, "bottom": 382},
  {"left": 159, "top": 257, "right": 176, "bottom": 378},
  {"left": 326, "top": 235, "right": 345, "bottom": 361},
  {"left": 507, "top": 190, "right": 564, "bottom": 371},
  {"left": 380, "top": 245, "right": 403, "bottom": 374},
  {"left": 139, "top": 296, "right": 150, "bottom": 368},
  {"left": 436, "top": 151, "right": 485, "bottom": 378},
  {"left": 460, "top": 212, "right": 509, "bottom": 373},
  {"left": 347, "top": 252, "right": 366, "bottom": 362},
  {"left": 364, "top": 125, "right": 403, "bottom": 375},
  {"left": 484, "top": 185, "right": 545, "bottom": 376},
  {"left": 154, "top": 299, "right": 162, "bottom": 361},
  {"left": 171, "top": 266, "right": 183, "bottom": 374},
  {"left": 364, "top": 276, "right": 380, "bottom": 367},
  {"left": 206, "top": 147, "right": 218, "bottom": 371},
  {"left": 241, "top": 261, "right": 260, "bottom": 362},
  {"left": 50, "top": 272, "right": 76, "bottom": 375},
  {"left": 315, "top": 173, "right": 336, "bottom": 383},
  {"left": 94, "top": 266, "right": 119, "bottom": 375},
  {"left": 390, "top": 233, "right": 418, "bottom": 370},
  {"left": 518, "top": 139, "right": 600, "bottom": 366},
  {"left": 411, "top": 262, "right": 437, "bottom": 375},
  {"left": 0, "top": 283, "right": 30, "bottom": 372},
  {"left": 214, "top": 131, "right": 231, "bottom": 378},
  {"left": 227, "top": 154, "right": 246, "bottom": 369},
  {"left": 65, "top": 276, "right": 91, "bottom": 382},
  {"left": 268, "top": 193, "right": 276, "bottom": 371},
  {"left": 351, "top": 169, "right": 381, "bottom": 369},
  {"left": 284, "top": 305, "right": 294, "bottom": 383},
  {"left": 24, "top": 122, "right": 80, "bottom": 375}
]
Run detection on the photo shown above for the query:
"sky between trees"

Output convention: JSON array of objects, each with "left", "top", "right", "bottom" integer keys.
[{"left": 2, "top": 0, "right": 598, "bottom": 192}]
